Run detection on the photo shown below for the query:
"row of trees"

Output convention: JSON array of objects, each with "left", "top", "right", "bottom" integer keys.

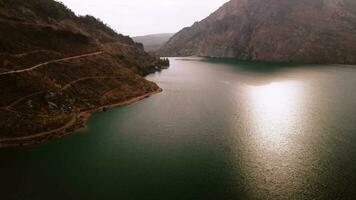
[{"left": 158, "top": 58, "right": 170, "bottom": 67}]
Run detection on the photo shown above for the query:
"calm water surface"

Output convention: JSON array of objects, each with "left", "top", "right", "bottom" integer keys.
[{"left": 1, "top": 58, "right": 356, "bottom": 200}]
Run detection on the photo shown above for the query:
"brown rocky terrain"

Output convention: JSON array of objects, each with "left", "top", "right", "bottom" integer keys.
[
  {"left": 0, "top": 0, "right": 169, "bottom": 147},
  {"left": 159, "top": 0, "right": 356, "bottom": 64}
]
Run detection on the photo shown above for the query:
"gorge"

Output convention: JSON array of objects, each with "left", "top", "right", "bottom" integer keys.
[{"left": 1, "top": 0, "right": 356, "bottom": 199}]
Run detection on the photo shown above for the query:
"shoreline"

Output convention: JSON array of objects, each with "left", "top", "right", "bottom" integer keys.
[{"left": 0, "top": 88, "right": 162, "bottom": 148}]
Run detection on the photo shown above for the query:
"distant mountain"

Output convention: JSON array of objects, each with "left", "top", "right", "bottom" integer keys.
[
  {"left": 133, "top": 33, "right": 174, "bottom": 52},
  {"left": 0, "top": 0, "right": 168, "bottom": 146},
  {"left": 159, "top": 0, "right": 356, "bottom": 64}
]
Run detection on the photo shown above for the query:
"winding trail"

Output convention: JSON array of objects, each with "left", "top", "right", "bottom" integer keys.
[
  {"left": 0, "top": 51, "right": 104, "bottom": 76},
  {"left": 13, "top": 50, "right": 48, "bottom": 57},
  {"left": 0, "top": 116, "right": 77, "bottom": 144},
  {"left": 61, "top": 76, "right": 120, "bottom": 91},
  {"left": 0, "top": 89, "right": 162, "bottom": 146},
  {"left": 0, "top": 46, "right": 161, "bottom": 146},
  {"left": 101, "top": 88, "right": 122, "bottom": 102},
  {"left": 6, "top": 92, "right": 43, "bottom": 109},
  {"left": 0, "top": 76, "right": 121, "bottom": 117}
]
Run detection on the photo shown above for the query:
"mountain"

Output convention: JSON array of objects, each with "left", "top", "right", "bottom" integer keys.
[
  {"left": 159, "top": 0, "right": 356, "bottom": 64},
  {"left": 0, "top": 0, "right": 168, "bottom": 147},
  {"left": 133, "top": 33, "right": 174, "bottom": 52}
]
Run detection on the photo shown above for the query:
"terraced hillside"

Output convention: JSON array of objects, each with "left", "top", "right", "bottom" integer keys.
[{"left": 0, "top": 0, "right": 168, "bottom": 147}]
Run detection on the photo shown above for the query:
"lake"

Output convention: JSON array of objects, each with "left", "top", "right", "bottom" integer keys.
[{"left": 1, "top": 57, "right": 356, "bottom": 200}]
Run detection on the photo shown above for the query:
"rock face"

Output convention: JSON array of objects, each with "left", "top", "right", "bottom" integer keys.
[
  {"left": 133, "top": 33, "right": 175, "bottom": 52},
  {"left": 0, "top": 0, "right": 166, "bottom": 141},
  {"left": 159, "top": 0, "right": 356, "bottom": 64}
]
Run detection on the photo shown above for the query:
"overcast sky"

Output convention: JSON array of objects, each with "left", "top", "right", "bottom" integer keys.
[{"left": 57, "top": 0, "right": 229, "bottom": 37}]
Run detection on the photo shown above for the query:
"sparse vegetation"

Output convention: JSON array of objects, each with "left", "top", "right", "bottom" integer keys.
[{"left": 0, "top": 0, "right": 166, "bottom": 146}]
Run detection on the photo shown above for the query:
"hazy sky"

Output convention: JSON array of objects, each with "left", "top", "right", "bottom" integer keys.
[{"left": 57, "top": 0, "right": 229, "bottom": 37}]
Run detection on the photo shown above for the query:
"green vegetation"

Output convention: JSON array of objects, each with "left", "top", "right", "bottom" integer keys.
[{"left": 159, "top": 58, "right": 170, "bottom": 67}]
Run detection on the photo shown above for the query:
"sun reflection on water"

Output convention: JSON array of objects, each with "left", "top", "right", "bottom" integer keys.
[
  {"left": 236, "top": 81, "right": 308, "bottom": 198},
  {"left": 246, "top": 81, "right": 304, "bottom": 152}
]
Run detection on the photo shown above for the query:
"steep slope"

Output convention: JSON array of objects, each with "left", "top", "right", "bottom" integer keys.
[
  {"left": 159, "top": 0, "right": 356, "bottom": 64},
  {"left": 133, "top": 33, "right": 175, "bottom": 52},
  {"left": 0, "top": 0, "right": 168, "bottom": 146}
]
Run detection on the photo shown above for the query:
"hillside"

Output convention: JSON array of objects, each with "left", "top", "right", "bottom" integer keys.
[
  {"left": 0, "top": 0, "right": 168, "bottom": 147},
  {"left": 159, "top": 0, "right": 356, "bottom": 64},
  {"left": 133, "top": 33, "right": 174, "bottom": 52}
]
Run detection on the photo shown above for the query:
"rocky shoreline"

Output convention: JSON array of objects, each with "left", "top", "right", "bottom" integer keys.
[{"left": 0, "top": 88, "right": 162, "bottom": 148}]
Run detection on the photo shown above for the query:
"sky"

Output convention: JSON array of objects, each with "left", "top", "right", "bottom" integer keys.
[{"left": 57, "top": 0, "right": 229, "bottom": 37}]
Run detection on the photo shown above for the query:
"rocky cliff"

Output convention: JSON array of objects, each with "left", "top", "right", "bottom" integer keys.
[
  {"left": 0, "top": 0, "right": 167, "bottom": 146},
  {"left": 159, "top": 0, "right": 356, "bottom": 64}
]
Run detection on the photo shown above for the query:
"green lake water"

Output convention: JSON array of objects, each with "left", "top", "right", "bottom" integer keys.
[{"left": 1, "top": 57, "right": 356, "bottom": 200}]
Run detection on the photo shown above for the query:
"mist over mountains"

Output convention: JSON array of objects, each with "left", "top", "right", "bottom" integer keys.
[{"left": 133, "top": 33, "right": 174, "bottom": 52}]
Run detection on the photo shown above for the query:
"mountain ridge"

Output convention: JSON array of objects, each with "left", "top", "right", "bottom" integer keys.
[
  {"left": 133, "top": 33, "right": 175, "bottom": 52},
  {"left": 159, "top": 0, "right": 356, "bottom": 64}
]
